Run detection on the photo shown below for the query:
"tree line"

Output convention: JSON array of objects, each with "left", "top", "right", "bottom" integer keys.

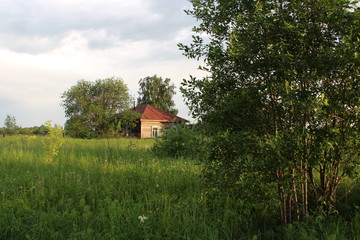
[{"left": 1, "top": 114, "right": 50, "bottom": 136}]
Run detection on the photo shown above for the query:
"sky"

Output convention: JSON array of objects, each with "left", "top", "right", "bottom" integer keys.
[{"left": 0, "top": 0, "right": 207, "bottom": 127}]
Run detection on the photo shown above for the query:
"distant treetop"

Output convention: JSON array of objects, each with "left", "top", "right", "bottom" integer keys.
[{"left": 137, "top": 75, "right": 178, "bottom": 115}]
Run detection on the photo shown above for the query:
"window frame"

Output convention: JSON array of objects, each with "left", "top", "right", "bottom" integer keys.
[{"left": 151, "top": 126, "right": 159, "bottom": 138}]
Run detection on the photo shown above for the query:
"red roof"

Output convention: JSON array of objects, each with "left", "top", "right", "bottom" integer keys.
[{"left": 133, "top": 105, "right": 187, "bottom": 122}]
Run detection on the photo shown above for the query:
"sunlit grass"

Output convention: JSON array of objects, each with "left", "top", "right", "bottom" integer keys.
[
  {"left": 0, "top": 136, "right": 241, "bottom": 239},
  {"left": 0, "top": 136, "right": 359, "bottom": 239}
]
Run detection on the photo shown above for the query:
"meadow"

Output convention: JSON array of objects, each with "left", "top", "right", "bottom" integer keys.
[
  {"left": 0, "top": 136, "right": 359, "bottom": 239},
  {"left": 0, "top": 136, "right": 244, "bottom": 240}
]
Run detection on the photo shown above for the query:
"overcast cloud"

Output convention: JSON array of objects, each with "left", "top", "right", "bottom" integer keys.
[{"left": 0, "top": 0, "right": 205, "bottom": 127}]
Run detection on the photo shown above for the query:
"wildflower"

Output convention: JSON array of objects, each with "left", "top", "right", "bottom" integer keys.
[{"left": 138, "top": 215, "right": 148, "bottom": 223}]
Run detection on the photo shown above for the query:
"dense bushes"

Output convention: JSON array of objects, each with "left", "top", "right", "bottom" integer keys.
[{"left": 152, "top": 124, "right": 209, "bottom": 160}]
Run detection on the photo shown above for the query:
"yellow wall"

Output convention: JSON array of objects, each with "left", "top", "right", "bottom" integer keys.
[{"left": 140, "top": 121, "right": 171, "bottom": 138}]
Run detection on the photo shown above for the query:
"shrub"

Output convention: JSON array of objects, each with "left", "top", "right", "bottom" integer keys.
[
  {"left": 42, "top": 121, "right": 64, "bottom": 163},
  {"left": 152, "top": 124, "right": 209, "bottom": 160}
]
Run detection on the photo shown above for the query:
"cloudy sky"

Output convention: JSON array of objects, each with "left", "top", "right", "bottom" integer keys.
[{"left": 0, "top": 0, "right": 206, "bottom": 127}]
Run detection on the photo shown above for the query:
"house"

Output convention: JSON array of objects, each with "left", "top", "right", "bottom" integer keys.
[{"left": 123, "top": 104, "right": 188, "bottom": 138}]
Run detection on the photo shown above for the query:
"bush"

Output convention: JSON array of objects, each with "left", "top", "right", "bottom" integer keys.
[{"left": 152, "top": 124, "right": 209, "bottom": 160}]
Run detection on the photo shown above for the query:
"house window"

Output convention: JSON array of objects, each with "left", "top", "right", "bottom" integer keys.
[{"left": 152, "top": 126, "right": 159, "bottom": 138}]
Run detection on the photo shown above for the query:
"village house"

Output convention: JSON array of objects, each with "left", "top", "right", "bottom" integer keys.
[{"left": 123, "top": 104, "right": 188, "bottom": 138}]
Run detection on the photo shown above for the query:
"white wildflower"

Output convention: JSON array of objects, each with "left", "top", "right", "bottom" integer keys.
[{"left": 138, "top": 215, "right": 148, "bottom": 223}]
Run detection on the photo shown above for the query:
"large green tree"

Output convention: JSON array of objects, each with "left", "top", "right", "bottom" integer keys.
[
  {"left": 61, "top": 77, "right": 132, "bottom": 138},
  {"left": 137, "top": 75, "right": 178, "bottom": 115},
  {"left": 180, "top": 0, "right": 359, "bottom": 223}
]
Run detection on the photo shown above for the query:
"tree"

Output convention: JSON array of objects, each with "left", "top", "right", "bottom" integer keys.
[
  {"left": 4, "top": 114, "right": 18, "bottom": 135},
  {"left": 61, "top": 77, "right": 132, "bottom": 138},
  {"left": 179, "top": 0, "right": 359, "bottom": 224},
  {"left": 137, "top": 75, "right": 178, "bottom": 115},
  {"left": 113, "top": 110, "right": 142, "bottom": 137}
]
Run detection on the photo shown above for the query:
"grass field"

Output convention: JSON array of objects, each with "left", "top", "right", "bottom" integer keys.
[
  {"left": 0, "top": 136, "right": 359, "bottom": 240},
  {"left": 0, "top": 136, "right": 246, "bottom": 240}
]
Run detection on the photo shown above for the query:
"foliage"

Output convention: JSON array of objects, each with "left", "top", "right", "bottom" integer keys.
[
  {"left": 118, "top": 109, "right": 141, "bottom": 132},
  {"left": 42, "top": 121, "right": 64, "bottom": 163},
  {"left": 137, "top": 75, "right": 178, "bottom": 115},
  {"left": 4, "top": 114, "right": 18, "bottom": 135},
  {"left": 18, "top": 125, "right": 49, "bottom": 135},
  {"left": 0, "top": 137, "right": 359, "bottom": 239},
  {"left": 61, "top": 77, "right": 132, "bottom": 138},
  {"left": 1, "top": 123, "right": 50, "bottom": 136},
  {"left": 152, "top": 124, "right": 210, "bottom": 160},
  {"left": 180, "top": 0, "right": 360, "bottom": 224}
]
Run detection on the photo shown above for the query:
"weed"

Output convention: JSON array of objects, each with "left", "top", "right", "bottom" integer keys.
[{"left": 42, "top": 121, "right": 64, "bottom": 163}]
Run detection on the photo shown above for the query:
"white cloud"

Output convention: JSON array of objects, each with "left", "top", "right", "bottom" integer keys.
[
  {"left": 0, "top": 33, "right": 59, "bottom": 53},
  {"left": 0, "top": 0, "right": 206, "bottom": 127},
  {"left": 0, "top": 0, "right": 162, "bottom": 40}
]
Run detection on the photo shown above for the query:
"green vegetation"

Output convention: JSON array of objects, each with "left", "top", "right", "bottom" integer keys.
[
  {"left": 2, "top": 1, "right": 358, "bottom": 238},
  {"left": 61, "top": 77, "right": 132, "bottom": 138},
  {"left": 60, "top": 74, "right": 180, "bottom": 139},
  {"left": 1, "top": 0, "right": 358, "bottom": 238},
  {"left": 0, "top": 136, "right": 359, "bottom": 239},
  {"left": 0, "top": 136, "right": 235, "bottom": 239},
  {"left": 179, "top": 0, "right": 360, "bottom": 224},
  {"left": 152, "top": 124, "right": 210, "bottom": 160},
  {"left": 4, "top": 114, "right": 18, "bottom": 135},
  {"left": 137, "top": 75, "right": 178, "bottom": 115},
  {"left": 42, "top": 121, "right": 65, "bottom": 163},
  {"left": 1, "top": 115, "right": 50, "bottom": 137}
]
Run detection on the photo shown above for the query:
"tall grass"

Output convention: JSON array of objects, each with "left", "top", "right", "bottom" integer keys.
[
  {"left": 0, "top": 136, "right": 358, "bottom": 239},
  {"left": 0, "top": 136, "right": 245, "bottom": 239}
]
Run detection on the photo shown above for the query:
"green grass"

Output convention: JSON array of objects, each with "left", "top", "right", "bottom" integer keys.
[
  {"left": 0, "top": 136, "right": 359, "bottom": 240},
  {"left": 0, "top": 136, "right": 245, "bottom": 240}
]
